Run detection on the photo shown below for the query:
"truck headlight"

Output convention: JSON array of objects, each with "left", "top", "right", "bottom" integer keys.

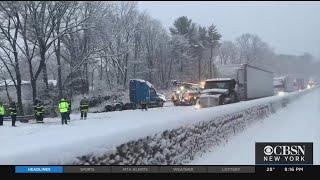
[
  {"left": 199, "top": 81, "right": 205, "bottom": 89},
  {"left": 307, "top": 84, "right": 311, "bottom": 89},
  {"left": 278, "top": 91, "right": 285, "bottom": 96},
  {"left": 195, "top": 103, "right": 201, "bottom": 110}
]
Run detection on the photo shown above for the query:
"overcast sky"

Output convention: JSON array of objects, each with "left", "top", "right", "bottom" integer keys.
[{"left": 138, "top": 1, "right": 320, "bottom": 59}]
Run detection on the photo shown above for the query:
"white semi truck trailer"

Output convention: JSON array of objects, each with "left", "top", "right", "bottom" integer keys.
[
  {"left": 196, "top": 64, "right": 274, "bottom": 108},
  {"left": 273, "top": 75, "right": 295, "bottom": 94}
]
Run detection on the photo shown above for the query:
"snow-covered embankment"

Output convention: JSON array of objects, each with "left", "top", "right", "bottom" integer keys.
[{"left": 73, "top": 87, "right": 317, "bottom": 165}]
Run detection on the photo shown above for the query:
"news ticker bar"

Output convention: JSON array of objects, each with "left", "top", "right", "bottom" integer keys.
[
  {"left": 1, "top": 165, "right": 316, "bottom": 174},
  {"left": 13, "top": 166, "right": 255, "bottom": 173}
]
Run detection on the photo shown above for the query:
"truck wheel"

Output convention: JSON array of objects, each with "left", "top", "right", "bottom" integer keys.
[
  {"left": 114, "top": 104, "right": 122, "bottom": 111},
  {"left": 105, "top": 105, "right": 113, "bottom": 112},
  {"left": 234, "top": 95, "right": 240, "bottom": 102},
  {"left": 232, "top": 92, "right": 239, "bottom": 103},
  {"left": 219, "top": 97, "right": 224, "bottom": 105},
  {"left": 159, "top": 101, "right": 164, "bottom": 107},
  {"left": 124, "top": 103, "right": 132, "bottom": 110},
  {"left": 191, "top": 99, "right": 196, "bottom": 105}
]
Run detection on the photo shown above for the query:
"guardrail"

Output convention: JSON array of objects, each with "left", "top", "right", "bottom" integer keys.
[{"left": 3, "top": 115, "right": 34, "bottom": 122}]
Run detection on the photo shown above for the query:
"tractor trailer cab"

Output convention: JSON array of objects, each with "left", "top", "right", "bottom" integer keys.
[
  {"left": 201, "top": 78, "right": 238, "bottom": 106},
  {"left": 196, "top": 64, "right": 274, "bottom": 109},
  {"left": 273, "top": 75, "right": 295, "bottom": 95},
  {"left": 129, "top": 79, "right": 166, "bottom": 108}
]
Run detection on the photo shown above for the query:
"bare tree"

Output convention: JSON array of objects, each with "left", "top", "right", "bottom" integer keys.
[
  {"left": 236, "top": 33, "right": 263, "bottom": 64},
  {"left": 52, "top": 1, "right": 77, "bottom": 99},
  {"left": 26, "top": 1, "right": 84, "bottom": 98},
  {"left": 0, "top": 1, "right": 24, "bottom": 114},
  {"left": 60, "top": 1, "right": 106, "bottom": 97},
  {"left": 218, "top": 41, "right": 239, "bottom": 65},
  {"left": 0, "top": 63, "right": 12, "bottom": 102}
]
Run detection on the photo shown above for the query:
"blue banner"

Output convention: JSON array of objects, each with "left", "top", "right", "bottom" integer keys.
[{"left": 15, "top": 166, "right": 63, "bottom": 173}]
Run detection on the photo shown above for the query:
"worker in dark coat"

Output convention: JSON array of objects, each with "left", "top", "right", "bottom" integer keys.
[
  {"left": 0, "top": 101, "right": 5, "bottom": 126},
  {"left": 34, "top": 99, "right": 45, "bottom": 123},
  {"left": 80, "top": 97, "right": 89, "bottom": 120},
  {"left": 141, "top": 99, "right": 148, "bottom": 111},
  {"left": 9, "top": 101, "right": 17, "bottom": 127},
  {"left": 67, "top": 98, "right": 71, "bottom": 122}
]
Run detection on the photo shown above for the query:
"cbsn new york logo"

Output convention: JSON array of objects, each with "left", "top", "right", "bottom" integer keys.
[
  {"left": 263, "top": 145, "right": 305, "bottom": 162},
  {"left": 255, "top": 143, "right": 313, "bottom": 165}
]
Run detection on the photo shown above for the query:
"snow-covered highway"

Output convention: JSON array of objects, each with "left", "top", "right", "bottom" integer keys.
[
  {"left": 191, "top": 88, "right": 320, "bottom": 165},
  {"left": 0, "top": 88, "right": 318, "bottom": 165}
]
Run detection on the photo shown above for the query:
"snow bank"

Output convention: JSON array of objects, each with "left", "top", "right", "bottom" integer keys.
[{"left": 73, "top": 104, "right": 271, "bottom": 165}]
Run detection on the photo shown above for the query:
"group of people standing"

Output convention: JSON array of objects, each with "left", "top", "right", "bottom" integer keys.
[
  {"left": 0, "top": 97, "right": 89, "bottom": 126},
  {"left": 59, "top": 97, "right": 89, "bottom": 125},
  {"left": 0, "top": 101, "right": 18, "bottom": 126}
]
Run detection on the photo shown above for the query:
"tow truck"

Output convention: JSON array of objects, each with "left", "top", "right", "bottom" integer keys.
[{"left": 171, "top": 82, "right": 201, "bottom": 106}]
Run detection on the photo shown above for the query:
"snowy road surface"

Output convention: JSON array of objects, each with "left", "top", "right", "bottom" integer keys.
[
  {"left": 0, "top": 88, "right": 318, "bottom": 165},
  {"left": 191, "top": 88, "right": 320, "bottom": 165},
  {"left": 0, "top": 103, "right": 198, "bottom": 164}
]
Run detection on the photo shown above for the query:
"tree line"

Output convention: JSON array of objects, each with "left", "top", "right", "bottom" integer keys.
[{"left": 0, "top": 1, "right": 318, "bottom": 115}]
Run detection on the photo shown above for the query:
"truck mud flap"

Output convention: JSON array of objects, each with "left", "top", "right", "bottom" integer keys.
[{"left": 124, "top": 103, "right": 134, "bottom": 110}]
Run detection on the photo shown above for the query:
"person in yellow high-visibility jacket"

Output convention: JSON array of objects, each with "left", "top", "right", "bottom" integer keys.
[
  {"left": 0, "top": 101, "right": 5, "bottom": 126},
  {"left": 59, "top": 98, "right": 69, "bottom": 125}
]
